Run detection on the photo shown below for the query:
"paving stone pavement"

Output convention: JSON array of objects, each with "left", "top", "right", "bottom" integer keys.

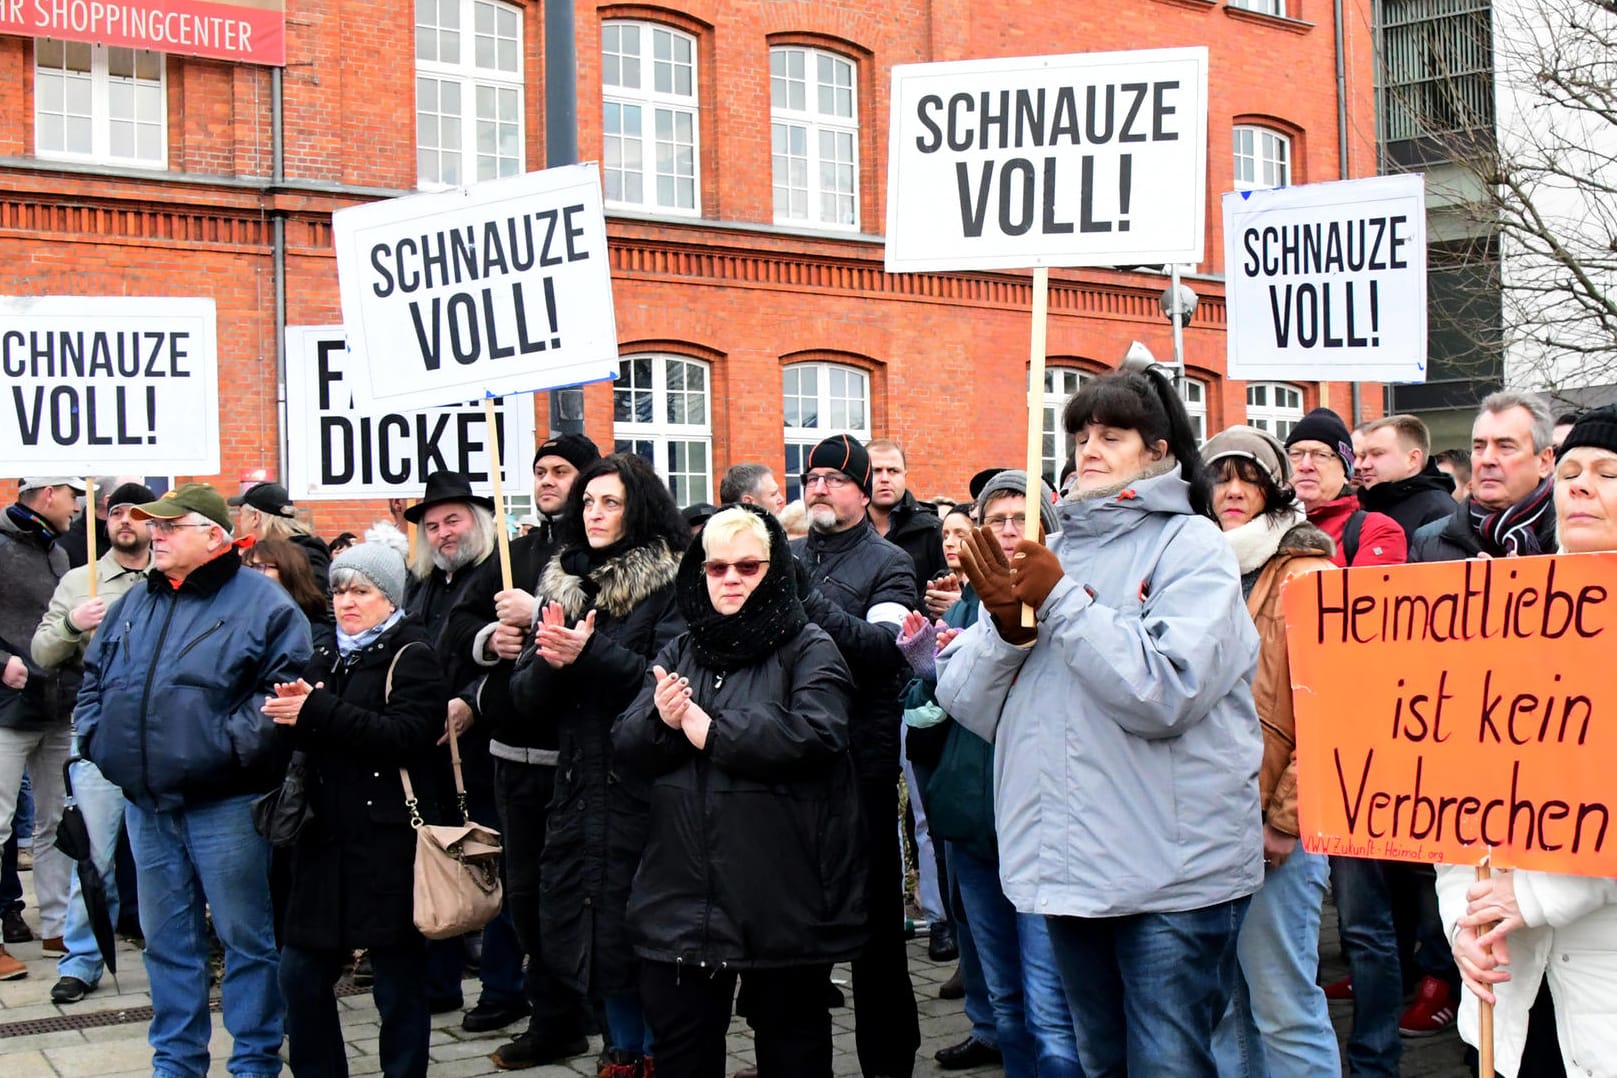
[{"left": 0, "top": 875, "right": 1475, "bottom": 1076}]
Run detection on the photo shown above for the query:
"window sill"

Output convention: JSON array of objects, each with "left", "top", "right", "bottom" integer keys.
[
  {"left": 1150, "top": 0, "right": 1218, "bottom": 11},
  {"left": 1223, "top": 4, "right": 1316, "bottom": 32},
  {"left": 606, "top": 207, "right": 886, "bottom": 246}
]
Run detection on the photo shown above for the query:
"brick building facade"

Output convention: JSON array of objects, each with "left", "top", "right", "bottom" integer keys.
[{"left": 0, "top": 0, "right": 1380, "bottom": 536}]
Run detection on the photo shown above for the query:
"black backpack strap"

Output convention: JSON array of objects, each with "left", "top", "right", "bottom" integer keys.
[{"left": 1342, "top": 509, "right": 1367, "bottom": 566}]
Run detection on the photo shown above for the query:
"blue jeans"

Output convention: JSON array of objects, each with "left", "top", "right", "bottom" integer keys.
[
  {"left": 1047, "top": 897, "right": 1249, "bottom": 1078},
  {"left": 1213, "top": 850, "right": 1338, "bottom": 1077},
  {"left": 943, "top": 841, "right": 997, "bottom": 1048},
  {"left": 59, "top": 759, "right": 127, "bottom": 987},
  {"left": 950, "top": 846, "right": 1079, "bottom": 1078},
  {"left": 1329, "top": 857, "right": 1403, "bottom": 1077},
  {"left": 126, "top": 794, "right": 282, "bottom": 1078},
  {"left": 604, "top": 992, "right": 652, "bottom": 1056}
]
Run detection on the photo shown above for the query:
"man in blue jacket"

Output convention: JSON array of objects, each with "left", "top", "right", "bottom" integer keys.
[{"left": 78, "top": 483, "right": 311, "bottom": 1078}]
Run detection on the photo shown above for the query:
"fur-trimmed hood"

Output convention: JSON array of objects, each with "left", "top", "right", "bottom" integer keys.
[
  {"left": 537, "top": 541, "right": 680, "bottom": 620},
  {"left": 1276, "top": 520, "right": 1334, "bottom": 559}
]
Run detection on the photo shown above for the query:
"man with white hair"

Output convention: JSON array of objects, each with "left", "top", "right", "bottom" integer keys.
[{"left": 78, "top": 482, "right": 311, "bottom": 1078}]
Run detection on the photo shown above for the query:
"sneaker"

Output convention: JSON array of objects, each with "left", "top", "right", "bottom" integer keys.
[
  {"left": 0, "top": 945, "right": 25, "bottom": 981},
  {"left": 1323, "top": 976, "right": 1353, "bottom": 1001},
  {"left": 597, "top": 1049, "right": 643, "bottom": 1078},
  {"left": 1, "top": 909, "right": 31, "bottom": 944},
  {"left": 50, "top": 976, "right": 92, "bottom": 1004},
  {"left": 40, "top": 936, "right": 66, "bottom": 957},
  {"left": 1399, "top": 975, "right": 1457, "bottom": 1037}
]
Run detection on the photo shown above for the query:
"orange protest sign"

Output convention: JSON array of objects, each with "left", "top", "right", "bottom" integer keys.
[{"left": 1284, "top": 552, "right": 1617, "bottom": 877}]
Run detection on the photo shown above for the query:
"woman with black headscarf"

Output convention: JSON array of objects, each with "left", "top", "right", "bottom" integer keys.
[
  {"left": 613, "top": 505, "right": 866, "bottom": 1078},
  {"left": 508, "top": 453, "right": 689, "bottom": 1078}
]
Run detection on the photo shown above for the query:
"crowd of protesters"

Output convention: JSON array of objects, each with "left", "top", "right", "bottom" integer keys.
[{"left": 0, "top": 368, "right": 1612, "bottom": 1078}]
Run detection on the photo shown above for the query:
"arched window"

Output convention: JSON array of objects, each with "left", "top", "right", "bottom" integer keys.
[
  {"left": 602, "top": 21, "right": 700, "bottom": 214},
  {"left": 1245, "top": 382, "right": 1304, "bottom": 437},
  {"left": 782, "top": 362, "right": 870, "bottom": 500},
  {"left": 416, "top": 0, "right": 524, "bottom": 187},
  {"left": 1233, "top": 125, "right": 1291, "bottom": 191},
  {"left": 614, "top": 354, "right": 712, "bottom": 504},
  {"left": 771, "top": 47, "right": 859, "bottom": 230}
]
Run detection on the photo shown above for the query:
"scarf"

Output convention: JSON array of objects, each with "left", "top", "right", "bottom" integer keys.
[
  {"left": 676, "top": 506, "right": 807, "bottom": 673},
  {"left": 1223, "top": 505, "right": 1308, "bottom": 575},
  {"left": 5, "top": 503, "right": 58, "bottom": 549},
  {"left": 337, "top": 607, "right": 403, "bottom": 658},
  {"left": 1467, "top": 475, "right": 1556, "bottom": 556},
  {"left": 1065, "top": 455, "right": 1179, "bottom": 503}
]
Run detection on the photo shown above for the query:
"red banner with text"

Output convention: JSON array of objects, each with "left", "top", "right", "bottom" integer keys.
[{"left": 2, "top": 0, "right": 285, "bottom": 67}]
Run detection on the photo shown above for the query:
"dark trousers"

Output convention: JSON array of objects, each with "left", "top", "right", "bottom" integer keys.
[
  {"left": 853, "top": 778, "right": 920, "bottom": 1078},
  {"left": 281, "top": 938, "right": 429, "bottom": 1078},
  {"left": 494, "top": 755, "right": 589, "bottom": 1039},
  {"left": 0, "top": 831, "right": 19, "bottom": 915},
  {"left": 644, "top": 961, "right": 834, "bottom": 1078}
]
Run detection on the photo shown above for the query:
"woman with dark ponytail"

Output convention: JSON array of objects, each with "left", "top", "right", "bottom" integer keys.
[{"left": 935, "top": 362, "right": 1265, "bottom": 1076}]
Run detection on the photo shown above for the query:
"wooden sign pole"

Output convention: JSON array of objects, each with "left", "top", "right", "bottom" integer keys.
[
  {"left": 482, "top": 396, "right": 516, "bottom": 592},
  {"left": 84, "top": 477, "right": 98, "bottom": 600},
  {"left": 1021, "top": 267, "right": 1050, "bottom": 628},
  {"left": 1476, "top": 861, "right": 1495, "bottom": 1078}
]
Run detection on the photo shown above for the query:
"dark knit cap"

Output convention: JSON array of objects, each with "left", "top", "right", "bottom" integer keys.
[
  {"left": 533, "top": 433, "right": 600, "bottom": 472},
  {"left": 1284, "top": 408, "right": 1356, "bottom": 476},
  {"left": 105, "top": 482, "right": 157, "bottom": 511},
  {"left": 803, "top": 434, "right": 873, "bottom": 496},
  {"left": 1556, "top": 405, "right": 1617, "bottom": 461}
]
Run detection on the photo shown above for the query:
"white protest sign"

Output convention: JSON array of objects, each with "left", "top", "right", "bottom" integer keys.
[
  {"left": 885, "top": 48, "right": 1208, "bottom": 273},
  {"left": 283, "top": 326, "right": 537, "bottom": 501},
  {"left": 1223, "top": 174, "right": 1428, "bottom": 382},
  {"left": 332, "top": 163, "right": 620, "bottom": 411},
  {"left": 0, "top": 296, "right": 220, "bottom": 475}
]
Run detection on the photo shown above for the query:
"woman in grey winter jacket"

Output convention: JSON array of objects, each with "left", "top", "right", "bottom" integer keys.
[{"left": 936, "top": 365, "right": 1264, "bottom": 1077}]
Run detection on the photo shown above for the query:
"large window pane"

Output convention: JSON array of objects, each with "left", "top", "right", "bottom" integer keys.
[
  {"left": 416, "top": 0, "right": 523, "bottom": 188},
  {"left": 770, "top": 47, "right": 858, "bottom": 229}
]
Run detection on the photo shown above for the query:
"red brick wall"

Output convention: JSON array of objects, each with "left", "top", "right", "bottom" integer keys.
[{"left": 0, "top": 0, "right": 1383, "bottom": 540}]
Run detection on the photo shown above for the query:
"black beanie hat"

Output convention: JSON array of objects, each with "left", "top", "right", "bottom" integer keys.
[
  {"left": 804, "top": 434, "right": 873, "bottom": 496},
  {"left": 533, "top": 433, "right": 600, "bottom": 472},
  {"left": 1284, "top": 407, "right": 1356, "bottom": 476},
  {"left": 1556, "top": 405, "right": 1617, "bottom": 461},
  {"left": 106, "top": 482, "right": 158, "bottom": 511}
]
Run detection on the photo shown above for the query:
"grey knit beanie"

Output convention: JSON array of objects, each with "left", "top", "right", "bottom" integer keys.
[
  {"left": 330, "top": 541, "right": 408, "bottom": 610},
  {"left": 976, "top": 469, "right": 1060, "bottom": 536}
]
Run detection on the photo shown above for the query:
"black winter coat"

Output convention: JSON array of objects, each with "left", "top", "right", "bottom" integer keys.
[
  {"left": 1358, "top": 460, "right": 1457, "bottom": 541},
  {"left": 614, "top": 625, "right": 867, "bottom": 970},
  {"left": 280, "top": 618, "right": 447, "bottom": 952},
  {"left": 290, "top": 532, "right": 332, "bottom": 596},
  {"left": 791, "top": 521, "right": 916, "bottom": 782},
  {"left": 880, "top": 493, "right": 947, "bottom": 609},
  {"left": 509, "top": 541, "right": 684, "bottom": 995},
  {"left": 406, "top": 559, "right": 496, "bottom": 796}
]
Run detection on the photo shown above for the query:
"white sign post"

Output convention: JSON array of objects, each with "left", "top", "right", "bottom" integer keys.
[
  {"left": 332, "top": 163, "right": 621, "bottom": 412},
  {"left": 0, "top": 295, "right": 221, "bottom": 475},
  {"left": 283, "top": 325, "right": 537, "bottom": 501},
  {"left": 1222, "top": 174, "right": 1428, "bottom": 382},
  {"left": 886, "top": 49, "right": 1208, "bottom": 622}
]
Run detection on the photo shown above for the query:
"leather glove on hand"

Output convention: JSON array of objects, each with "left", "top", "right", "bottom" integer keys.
[
  {"left": 1009, "top": 540, "right": 1065, "bottom": 612},
  {"left": 958, "top": 527, "right": 1036, "bottom": 644}
]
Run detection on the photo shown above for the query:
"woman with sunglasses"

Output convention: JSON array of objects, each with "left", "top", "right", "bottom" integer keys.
[
  {"left": 508, "top": 453, "right": 688, "bottom": 1078},
  {"left": 614, "top": 505, "right": 865, "bottom": 1078}
]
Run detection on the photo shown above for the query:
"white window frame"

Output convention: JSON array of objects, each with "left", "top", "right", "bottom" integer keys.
[
  {"left": 1180, "top": 376, "right": 1209, "bottom": 445},
  {"left": 1229, "top": 0, "right": 1286, "bottom": 16},
  {"left": 415, "top": 0, "right": 525, "bottom": 189},
  {"left": 601, "top": 21, "right": 700, "bottom": 216},
  {"left": 613, "top": 354, "right": 713, "bottom": 505},
  {"left": 1245, "top": 382, "right": 1305, "bottom": 438},
  {"left": 1233, "top": 125, "right": 1291, "bottom": 191},
  {"left": 783, "top": 362, "right": 871, "bottom": 501},
  {"left": 1039, "top": 368, "right": 1093, "bottom": 489},
  {"left": 771, "top": 46, "right": 859, "bottom": 232},
  {"left": 34, "top": 40, "right": 166, "bottom": 169}
]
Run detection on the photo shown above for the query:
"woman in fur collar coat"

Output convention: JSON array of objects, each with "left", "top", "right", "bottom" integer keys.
[
  {"left": 1202, "top": 425, "right": 1341, "bottom": 1077},
  {"left": 509, "top": 454, "right": 688, "bottom": 1078}
]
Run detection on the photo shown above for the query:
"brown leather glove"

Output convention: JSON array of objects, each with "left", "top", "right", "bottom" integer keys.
[
  {"left": 958, "top": 527, "right": 1036, "bottom": 644},
  {"left": 1009, "top": 539, "right": 1066, "bottom": 611}
]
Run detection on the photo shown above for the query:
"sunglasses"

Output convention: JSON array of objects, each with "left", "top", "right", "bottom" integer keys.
[{"left": 702, "top": 558, "right": 769, "bottom": 579}]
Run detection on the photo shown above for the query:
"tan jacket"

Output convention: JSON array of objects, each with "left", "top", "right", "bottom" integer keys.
[
  {"left": 31, "top": 550, "right": 152, "bottom": 670},
  {"left": 1245, "top": 522, "right": 1334, "bottom": 837}
]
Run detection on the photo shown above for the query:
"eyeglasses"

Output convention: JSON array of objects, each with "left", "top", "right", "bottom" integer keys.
[
  {"left": 1285, "top": 448, "right": 1340, "bottom": 468},
  {"left": 802, "top": 472, "right": 853, "bottom": 491},
  {"left": 148, "top": 520, "right": 216, "bottom": 536},
  {"left": 703, "top": 558, "right": 769, "bottom": 579},
  {"left": 983, "top": 514, "right": 1027, "bottom": 533}
]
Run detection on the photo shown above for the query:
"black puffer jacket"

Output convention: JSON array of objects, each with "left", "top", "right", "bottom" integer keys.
[
  {"left": 791, "top": 521, "right": 916, "bottom": 782},
  {"left": 615, "top": 625, "right": 866, "bottom": 968},
  {"left": 280, "top": 619, "right": 447, "bottom": 952},
  {"left": 509, "top": 541, "right": 684, "bottom": 995},
  {"left": 1359, "top": 460, "right": 1457, "bottom": 541},
  {"left": 881, "top": 493, "right": 947, "bottom": 608},
  {"left": 0, "top": 507, "right": 70, "bottom": 731}
]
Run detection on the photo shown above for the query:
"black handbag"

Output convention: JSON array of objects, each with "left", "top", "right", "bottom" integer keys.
[{"left": 252, "top": 750, "right": 316, "bottom": 847}]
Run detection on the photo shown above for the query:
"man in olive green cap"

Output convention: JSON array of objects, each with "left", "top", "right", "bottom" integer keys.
[{"left": 77, "top": 481, "right": 312, "bottom": 1078}]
